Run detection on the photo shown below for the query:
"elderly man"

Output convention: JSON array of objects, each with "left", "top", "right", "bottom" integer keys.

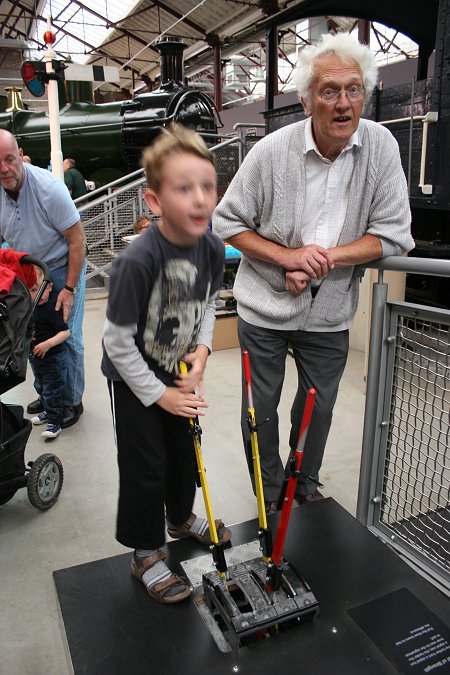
[
  {"left": 213, "top": 33, "right": 415, "bottom": 512},
  {"left": 0, "top": 130, "right": 86, "bottom": 427}
]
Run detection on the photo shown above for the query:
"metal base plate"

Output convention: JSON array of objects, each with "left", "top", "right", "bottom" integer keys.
[{"left": 184, "top": 542, "right": 318, "bottom": 652}]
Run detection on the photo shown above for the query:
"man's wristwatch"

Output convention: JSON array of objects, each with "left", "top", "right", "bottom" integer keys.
[{"left": 64, "top": 284, "right": 75, "bottom": 293}]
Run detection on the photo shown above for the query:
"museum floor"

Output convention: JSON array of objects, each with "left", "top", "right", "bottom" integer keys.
[{"left": 0, "top": 294, "right": 367, "bottom": 675}]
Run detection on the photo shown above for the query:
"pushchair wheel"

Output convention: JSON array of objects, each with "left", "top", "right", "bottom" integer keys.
[{"left": 27, "top": 453, "right": 63, "bottom": 510}]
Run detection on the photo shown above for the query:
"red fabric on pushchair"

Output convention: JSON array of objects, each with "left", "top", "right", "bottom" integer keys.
[
  {"left": 0, "top": 249, "right": 37, "bottom": 294},
  {"left": 0, "top": 252, "right": 37, "bottom": 395}
]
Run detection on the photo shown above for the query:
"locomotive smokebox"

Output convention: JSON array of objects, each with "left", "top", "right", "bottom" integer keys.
[
  {"left": 120, "top": 36, "right": 218, "bottom": 173},
  {"left": 157, "top": 36, "right": 187, "bottom": 86}
]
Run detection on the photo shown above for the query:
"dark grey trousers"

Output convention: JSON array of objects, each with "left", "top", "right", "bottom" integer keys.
[{"left": 238, "top": 317, "right": 349, "bottom": 501}]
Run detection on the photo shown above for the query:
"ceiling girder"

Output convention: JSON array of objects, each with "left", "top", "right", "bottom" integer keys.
[
  {"left": 0, "top": 0, "right": 424, "bottom": 105},
  {"left": 149, "top": 0, "right": 206, "bottom": 35}
]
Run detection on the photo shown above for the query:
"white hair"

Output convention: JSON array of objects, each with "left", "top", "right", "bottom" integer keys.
[{"left": 295, "top": 33, "right": 379, "bottom": 106}]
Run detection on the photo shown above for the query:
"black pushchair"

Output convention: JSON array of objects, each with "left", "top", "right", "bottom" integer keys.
[{"left": 0, "top": 253, "right": 63, "bottom": 510}]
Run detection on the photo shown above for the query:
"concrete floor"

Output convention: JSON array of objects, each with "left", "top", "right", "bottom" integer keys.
[{"left": 0, "top": 295, "right": 367, "bottom": 675}]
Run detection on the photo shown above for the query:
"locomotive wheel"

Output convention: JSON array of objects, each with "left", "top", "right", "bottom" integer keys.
[{"left": 27, "top": 453, "right": 63, "bottom": 510}]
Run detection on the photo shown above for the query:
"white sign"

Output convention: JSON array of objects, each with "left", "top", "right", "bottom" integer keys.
[{"left": 63, "top": 63, "right": 120, "bottom": 83}]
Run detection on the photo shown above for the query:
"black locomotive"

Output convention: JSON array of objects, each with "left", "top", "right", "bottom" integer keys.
[
  {"left": 120, "top": 37, "right": 219, "bottom": 173},
  {"left": 0, "top": 37, "right": 219, "bottom": 187}
]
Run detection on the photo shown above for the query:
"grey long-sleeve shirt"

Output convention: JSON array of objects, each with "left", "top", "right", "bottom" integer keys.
[
  {"left": 213, "top": 118, "right": 415, "bottom": 332},
  {"left": 101, "top": 225, "right": 224, "bottom": 407}
]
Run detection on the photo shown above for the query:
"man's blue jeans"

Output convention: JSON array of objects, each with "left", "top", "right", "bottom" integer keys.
[{"left": 50, "top": 260, "right": 86, "bottom": 407}]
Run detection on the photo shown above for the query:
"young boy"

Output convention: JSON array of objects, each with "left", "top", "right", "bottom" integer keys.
[
  {"left": 29, "top": 266, "right": 70, "bottom": 439},
  {"left": 101, "top": 124, "right": 230, "bottom": 604}
]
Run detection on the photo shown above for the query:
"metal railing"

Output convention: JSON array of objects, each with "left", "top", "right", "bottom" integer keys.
[
  {"left": 357, "top": 256, "right": 450, "bottom": 592},
  {"left": 78, "top": 176, "right": 149, "bottom": 283}
]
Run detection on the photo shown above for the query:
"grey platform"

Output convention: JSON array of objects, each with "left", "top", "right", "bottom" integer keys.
[{"left": 53, "top": 498, "right": 450, "bottom": 675}]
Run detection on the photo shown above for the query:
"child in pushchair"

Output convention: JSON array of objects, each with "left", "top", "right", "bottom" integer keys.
[{"left": 0, "top": 250, "right": 63, "bottom": 510}]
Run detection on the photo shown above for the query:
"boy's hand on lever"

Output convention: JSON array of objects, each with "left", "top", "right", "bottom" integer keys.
[
  {"left": 175, "top": 346, "right": 209, "bottom": 396},
  {"left": 157, "top": 387, "right": 208, "bottom": 418}
]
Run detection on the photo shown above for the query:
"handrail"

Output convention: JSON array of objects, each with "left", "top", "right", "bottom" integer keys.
[
  {"left": 379, "top": 115, "right": 425, "bottom": 126},
  {"left": 76, "top": 135, "right": 245, "bottom": 216},
  {"left": 362, "top": 255, "right": 450, "bottom": 277},
  {"left": 78, "top": 175, "right": 147, "bottom": 212},
  {"left": 232, "top": 122, "right": 265, "bottom": 162},
  {"left": 74, "top": 133, "right": 242, "bottom": 207},
  {"left": 232, "top": 122, "right": 265, "bottom": 130},
  {"left": 75, "top": 169, "right": 145, "bottom": 207},
  {"left": 418, "top": 112, "right": 438, "bottom": 194},
  {"left": 209, "top": 136, "right": 244, "bottom": 152},
  {"left": 379, "top": 111, "right": 439, "bottom": 195}
]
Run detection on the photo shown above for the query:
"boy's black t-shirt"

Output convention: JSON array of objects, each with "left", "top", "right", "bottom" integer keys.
[
  {"left": 31, "top": 289, "right": 68, "bottom": 357},
  {"left": 101, "top": 224, "right": 225, "bottom": 386}
]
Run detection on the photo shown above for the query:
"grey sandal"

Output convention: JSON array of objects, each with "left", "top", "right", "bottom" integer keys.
[
  {"left": 131, "top": 549, "right": 191, "bottom": 604},
  {"left": 167, "top": 512, "right": 232, "bottom": 546}
]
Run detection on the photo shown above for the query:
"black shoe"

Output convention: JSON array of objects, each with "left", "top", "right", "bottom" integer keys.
[
  {"left": 61, "top": 402, "right": 84, "bottom": 429},
  {"left": 27, "top": 398, "right": 44, "bottom": 414},
  {"left": 295, "top": 490, "right": 324, "bottom": 505}
]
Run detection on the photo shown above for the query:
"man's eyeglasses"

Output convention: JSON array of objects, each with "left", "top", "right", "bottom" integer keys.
[{"left": 314, "top": 85, "right": 365, "bottom": 104}]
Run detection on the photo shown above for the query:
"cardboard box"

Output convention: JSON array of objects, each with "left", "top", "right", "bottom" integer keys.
[{"left": 212, "top": 313, "right": 239, "bottom": 351}]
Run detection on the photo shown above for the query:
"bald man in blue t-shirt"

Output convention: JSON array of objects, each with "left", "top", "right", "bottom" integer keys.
[{"left": 0, "top": 129, "right": 86, "bottom": 428}]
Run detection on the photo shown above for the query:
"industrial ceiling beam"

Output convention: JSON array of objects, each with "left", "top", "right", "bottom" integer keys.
[
  {"left": 64, "top": 0, "right": 158, "bottom": 51},
  {"left": 0, "top": 1, "right": 21, "bottom": 37},
  {"left": 149, "top": 0, "right": 206, "bottom": 36}
]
